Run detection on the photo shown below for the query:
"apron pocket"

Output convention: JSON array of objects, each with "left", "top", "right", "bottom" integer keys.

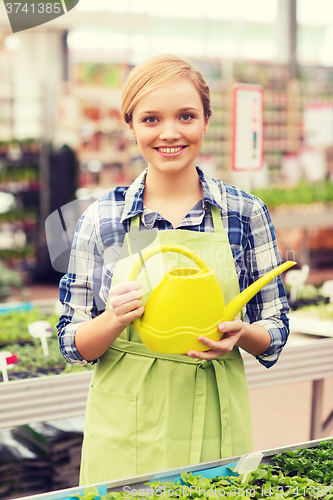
[{"left": 86, "top": 386, "right": 137, "bottom": 482}]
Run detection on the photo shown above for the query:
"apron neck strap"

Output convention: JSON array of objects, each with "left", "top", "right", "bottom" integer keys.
[
  {"left": 129, "top": 213, "right": 141, "bottom": 232},
  {"left": 128, "top": 206, "right": 225, "bottom": 233},
  {"left": 210, "top": 204, "right": 226, "bottom": 234}
]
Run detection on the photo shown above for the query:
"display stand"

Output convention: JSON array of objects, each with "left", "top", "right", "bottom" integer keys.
[
  {"left": 1, "top": 332, "right": 333, "bottom": 439},
  {"left": 11, "top": 437, "right": 333, "bottom": 500}
]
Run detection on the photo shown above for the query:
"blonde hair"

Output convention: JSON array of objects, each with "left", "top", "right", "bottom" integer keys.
[{"left": 121, "top": 54, "right": 212, "bottom": 124}]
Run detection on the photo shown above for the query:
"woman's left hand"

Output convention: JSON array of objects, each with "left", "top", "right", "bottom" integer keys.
[{"left": 187, "top": 319, "right": 245, "bottom": 360}]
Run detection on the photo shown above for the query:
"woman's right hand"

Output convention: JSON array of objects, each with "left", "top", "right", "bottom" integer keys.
[
  {"left": 108, "top": 281, "right": 144, "bottom": 328},
  {"left": 75, "top": 281, "right": 144, "bottom": 362}
]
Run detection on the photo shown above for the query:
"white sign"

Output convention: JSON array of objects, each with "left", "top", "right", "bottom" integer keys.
[
  {"left": 232, "top": 83, "right": 264, "bottom": 171},
  {"left": 0, "top": 351, "right": 16, "bottom": 383},
  {"left": 28, "top": 321, "right": 53, "bottom": 357},
  {"left": 303, "top": 104, "right": 333, "bottom": 148}
]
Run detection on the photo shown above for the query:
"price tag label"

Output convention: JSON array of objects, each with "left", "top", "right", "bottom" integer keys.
[
  {"left": 232, "top": 83, "right": 264, "bottom": 171},
  {"left": 28, "top": 320, "right": 53, "bottom": 357},
  {"left": 303, "top": 103, "right": 333, "bottom": 148},
  {"left": 0, "top": 350, "right": 18, "bottom": 383}
]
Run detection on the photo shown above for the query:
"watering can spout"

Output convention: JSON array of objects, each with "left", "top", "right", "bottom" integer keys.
[{"left": 223, "top": 260, "right": 296, "bottom": 321}]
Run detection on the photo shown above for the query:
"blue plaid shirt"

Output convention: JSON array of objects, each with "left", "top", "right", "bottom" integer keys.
[{"left": 57, "top": 167, "right": 290, "bottom": 369}]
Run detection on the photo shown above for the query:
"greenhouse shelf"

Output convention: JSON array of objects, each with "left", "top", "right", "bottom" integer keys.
[
  {"left": 0, "top": 298, "right": 59, "bottom": 315},
  {"left": 0, "top": 334, "right": 333, "bottom": 437},
  {"left": 12, "top": 437, "right": 333, "bottom": 500},
  {"left": 270, "top": 206, "right": 333, "bottom": 230},
  {"left": 0, "top": 371, "right": 92, "bottom": 429},
  {"left": 97, "top": 437, "right": 333, "bottom": 493}
]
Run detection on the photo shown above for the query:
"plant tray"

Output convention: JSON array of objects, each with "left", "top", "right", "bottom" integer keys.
[{"left": 11, "top": 437, "right": 333, "bottom": 500}]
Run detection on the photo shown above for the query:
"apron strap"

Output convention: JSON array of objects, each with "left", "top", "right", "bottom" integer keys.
[
  {"left": 111, "top": 337, "right": 241, "bottom": 362},
  {"left": 129, "top": 206, "right": 225, "bottom": 234},
  {"left": 210, "top": 204, "right": 226, "bottom": 234},
  {"left": 126, "top": 212, "right": 152, "bottom": 339},
  {"left": 188, "top": 359, "right": 233, "bottom": 464},
  {"left": 123, "top": 213, "right": 140, "bottom": 341},
  {"left": 129, "top": 213, "right": 140, "bottom": 232},
  {"left": 212, "top": 360, "right": 233, "bottom": 458},
  {"left": 188, "top": 363, "right": 207, "bottom": 464}
]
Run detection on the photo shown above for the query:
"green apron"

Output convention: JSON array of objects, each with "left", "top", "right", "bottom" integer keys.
[{"left": 79, "top": 205, "right": 253, "bottom": 485}]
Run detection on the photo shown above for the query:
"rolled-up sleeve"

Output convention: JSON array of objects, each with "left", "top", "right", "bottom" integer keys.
[
  {"left": 57, "top": 209, "right": 104, "bottom": 366},
  {"left": 243, "top": 197, "right": 290, "bottom": 369}
]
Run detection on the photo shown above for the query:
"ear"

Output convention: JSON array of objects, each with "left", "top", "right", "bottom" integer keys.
[
  {"left": 129, "top": 122, "right": 136, "bottom": 139},
  {"left": 203, "top": 119, "right": 210, "bottom": 135}
]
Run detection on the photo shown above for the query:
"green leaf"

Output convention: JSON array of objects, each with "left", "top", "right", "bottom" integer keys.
[
  {"left": 181, "top": 472, "right": 199, "bottom": 486},
  {"left": 83, "top": 487, "right": 100, "bottom": 500},
  {"left": 197, "top": 477, "right": 211, "bottom": 488}
]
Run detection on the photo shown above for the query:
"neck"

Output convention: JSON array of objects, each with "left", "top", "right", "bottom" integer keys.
[{"left": 144, "top": 165, "right": 201, "bottom": 201}]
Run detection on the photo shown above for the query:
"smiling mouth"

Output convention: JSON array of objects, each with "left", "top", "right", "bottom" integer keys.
[{"left": 154, "top": 146, "right": 187, "bottom": 154}]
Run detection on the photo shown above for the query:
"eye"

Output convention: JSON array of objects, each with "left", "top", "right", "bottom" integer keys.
[
  {"left": 181, "top": 113, "right": 194, "bottom": 121},
  {"left": 143, "top": 116, "right": 157, "bottom": 124}
]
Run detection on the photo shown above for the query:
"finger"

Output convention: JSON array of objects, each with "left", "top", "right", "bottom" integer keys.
[
  {"left": 197, "top": 334, "right": 236, "bottom": 350},
  {"left": 113, "top": 299, "right": 143, "bottom": 316},
  {"left": 190, "top": 335, "right": 236, "bottom": 357},
  {"left": 218, "top": 319, "right": 242, "bottom": 334},
  {"left": 186, "top": 349, "right": 218, "bottom": 360},
  {"left": 121, "top": 306, "right": 145, "bottom": 324},
  {"left": 109, "top": 288, "right": 143, "bottom": 308},
  {"left": 196, "top": 336, "right": 221, "bottom": 349},
  {"left": 109, "top": 281, "right": 142, "bottom": 297}
]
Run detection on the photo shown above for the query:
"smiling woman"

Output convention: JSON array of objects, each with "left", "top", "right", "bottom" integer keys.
[
  {"left": 128, "top": 80, "right": 209, "bottom": 193},
  {"left": 121, "top": 55, "right": 211, "bottom": 225},
  {"left": 129, "top": 91, "right": 206, "bottom": 224},
  {"left": 57, "top": 53, "right": 291, "bottom": 486}
]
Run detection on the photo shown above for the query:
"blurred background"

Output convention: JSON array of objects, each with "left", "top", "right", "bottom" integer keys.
[
  {"left": 1, "top": 1, "right": 333, "bottom": 499},
  {"left": 0, "top": 0, "right": 333, "bottom": 290}
]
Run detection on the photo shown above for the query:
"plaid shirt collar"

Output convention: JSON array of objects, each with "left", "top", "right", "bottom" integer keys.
[{"left": 121, "top": 166, "right": 227, "bottom": 224}]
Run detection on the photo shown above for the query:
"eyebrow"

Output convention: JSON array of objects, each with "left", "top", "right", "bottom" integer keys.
[{"left": 138, "top": 107, "right": 199, "bottom": 117}]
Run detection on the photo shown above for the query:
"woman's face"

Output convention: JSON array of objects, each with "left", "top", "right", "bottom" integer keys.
[{"left": 129, "top": 78, "right": 209, "bottom": 176}]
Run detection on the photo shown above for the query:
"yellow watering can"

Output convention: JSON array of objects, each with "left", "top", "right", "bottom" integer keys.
[{"left": 126, "top": 244, "right": 296, "bottom": 354}]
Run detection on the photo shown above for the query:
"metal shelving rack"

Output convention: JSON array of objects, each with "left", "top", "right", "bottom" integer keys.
[{"left": 1, "top": 327, "right": 333, "bottom": 439}]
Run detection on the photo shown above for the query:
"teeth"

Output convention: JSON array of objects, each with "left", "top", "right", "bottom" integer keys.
[{"left": 158, "top": 147, "right": 182, "bottom": 153}]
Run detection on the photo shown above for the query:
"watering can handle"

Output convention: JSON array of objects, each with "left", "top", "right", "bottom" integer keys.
[{"left": 127, "top": 244, "right": 209, "bottom": 282}]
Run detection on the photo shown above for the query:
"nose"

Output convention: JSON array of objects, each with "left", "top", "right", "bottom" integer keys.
[{"left": 159, "top": 120, "right": 182, "bottom": 141}]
